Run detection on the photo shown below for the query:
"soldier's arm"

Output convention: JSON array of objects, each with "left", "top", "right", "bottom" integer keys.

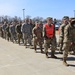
[
  {"left": 43, "top": 25, "right": 47, "bottom": 39},
  {"left": 15, "top": 25, "right": 18, "bottom": 33},
  {"left": 59, "top": 25, "right": 63, "bottom": 38},
  {"left": 64, "top": 25, "right": 69, "bottom": 41},
  {"left": 53, "top": 24, "right": 56, "bottom": 37},
  {"left": 32, "top": 28, "right": 36, "bottom": 38},
  {"left": 30, "top": 25, "right": 32, "bottom": 35},
  {"left": 21, "top": 24, "right": 24, "bottom": 33}
]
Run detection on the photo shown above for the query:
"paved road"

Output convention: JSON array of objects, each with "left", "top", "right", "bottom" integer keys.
[{"left": 0, "top": 37, "right": 75, "bottom": 75}]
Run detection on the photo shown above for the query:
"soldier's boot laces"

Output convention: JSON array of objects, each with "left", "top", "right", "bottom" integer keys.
[{"left": 63, "top": 59, "right": 69, "bottom": 66}]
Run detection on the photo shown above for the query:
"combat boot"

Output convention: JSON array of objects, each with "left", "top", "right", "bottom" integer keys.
[
  {"left": 63, "top": 58, "right": 69, "bottom": 66},
  {"left": 51, "top": 51, "right": 57, "bottom": 59}
]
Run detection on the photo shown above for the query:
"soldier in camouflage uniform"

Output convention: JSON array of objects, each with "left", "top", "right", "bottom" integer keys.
[
  {"left": 5, "top": 23, "right": 11, "bottom": 41},
  {"left": 32, "top": 22, "right": 43, "bottom": 53},
  {"left": 21, "top": 19, "right": 32, "bottom": 48},
  {"left": 16, "top": 21, "right": 24, "bottom": 45},
  {"left": 59, "top": 16, "right": 69, "bottom": 54},
  {"left": 2, "top": 22, "right": 7, "bottom": 39},
  {"left": 43, "top": 17, "right": 57, "bottom": 58},
  {"left": 62, "top": 18, "right": 75, "bottom": 66},
  {"left": 0, "top": 23, "right": 3, "bottom": 38},
  {"left": 9, "top": 22, "right": 17, "bottom": 43}
]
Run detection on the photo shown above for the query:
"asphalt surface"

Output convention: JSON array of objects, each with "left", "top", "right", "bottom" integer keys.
[{"left": 0, "top": 35, "right": 75, "bottom": 75}]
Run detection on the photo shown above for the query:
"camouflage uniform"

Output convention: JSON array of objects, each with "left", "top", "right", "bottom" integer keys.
[
  {"left": 2, "top": 24, "right": 7, "bottom": 39},
  {"left": 5, "top": 24, "right": 11, "bottom": 41},
  {"left": 59, "top": 24, "right": 67, "bottom": 53},
  {"left": 9, "top": 24, "right": 17, "bottom": 43},
  {"left": 0, "top": 25, "right": 3, "bottom": 38},
  {"left": 59, "top": 16, "right": 69, "bottom": 54},
  {"left": 21, "top": 22, "right": 32, "bottom": 47},
  {"left": 43, "top": 17, "right": 57, "bottom": 58},
  {"left": 63, "top": 19, "right": 75, "bottom": 66},
  {"left": 16, "top": 24, "right": 24, "bottom": 44},
  {"left": 32, "top": 26, "right": 43, "bottom": 53}
]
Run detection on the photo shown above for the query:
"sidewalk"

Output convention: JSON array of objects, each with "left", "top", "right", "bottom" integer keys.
[{"left": 0, "top": 37, "right": 75, "bottom": 75}]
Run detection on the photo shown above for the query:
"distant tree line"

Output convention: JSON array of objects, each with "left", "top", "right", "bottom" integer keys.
[{"left": 0, "top": 15, "right": 62, "bottom": 24}]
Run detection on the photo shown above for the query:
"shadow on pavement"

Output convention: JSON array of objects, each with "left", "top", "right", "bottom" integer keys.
[
  {"left": 67, "top": 57, "right": 75, "bottom": 61},
  {"left": 69, "top": 64, "right": 75, "bottom": 67}
]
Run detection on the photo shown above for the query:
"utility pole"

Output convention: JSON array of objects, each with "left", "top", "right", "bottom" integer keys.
[{"left": 22, "top": 9, "right": 25, "bottom": 20}]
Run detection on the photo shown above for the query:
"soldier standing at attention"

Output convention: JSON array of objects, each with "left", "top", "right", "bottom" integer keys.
[
  {"left": 32, "top": 22, "right": 43, "bottom": 53},
  {"left": 43, "top": 17, "right": 57, "bottom": 58}
]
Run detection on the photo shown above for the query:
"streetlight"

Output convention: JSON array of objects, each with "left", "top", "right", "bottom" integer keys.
[
  {"left": 22, "top": 9, "right": 25, "bottom": 20},
  {"left": 74, "top": 10, "right": 75, "bottom": 18}
]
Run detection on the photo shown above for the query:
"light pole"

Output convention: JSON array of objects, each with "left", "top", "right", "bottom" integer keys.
[
  {"left": 74, "top": 10, "right": 75, "bottom": 18},
  {"left": 22, "top": 9, "right": 25, "bottom": 20}
]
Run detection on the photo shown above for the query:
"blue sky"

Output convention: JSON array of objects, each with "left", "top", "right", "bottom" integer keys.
[{"left": 0, "top": 0, "right": 75, "bottom": 19}]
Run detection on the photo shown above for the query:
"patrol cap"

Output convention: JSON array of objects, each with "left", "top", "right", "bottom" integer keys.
[
  {"left": 46, "top": 17, "right": 52, "bottom": 20},
  {"left": 63, "top": 16, "right": 69, "bottom": 20}
]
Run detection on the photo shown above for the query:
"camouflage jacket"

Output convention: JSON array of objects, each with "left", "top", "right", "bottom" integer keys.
[
  {"left": 32, "top": 27, "right": 43, "bottom": 39},
  {"left": 63, "top": 24, "right": 75, "bottom": 43}
]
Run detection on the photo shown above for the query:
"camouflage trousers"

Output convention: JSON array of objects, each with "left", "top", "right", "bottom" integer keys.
[
  {"left": 33, "top": 37, "right": 42, "bottom": 50},
  {"left": 3, "top": 31, "right": 6, "bottom": 39},
  {"left": 63, "top": 42, "right": 75, "bottom": 59},
  {"left": 10, "top": 33, "right": 17, "bottom": 42},
  {"left": 17, "top": 33, "right": 24, "bottom": 44},
  {"left": 6, "top": 32, "right": 11, "bottom": 41},
  {"left": 23, "top": 33, "right": 32, "bottom": 46},
  {"left": 44, "top": 38, "right": 57, "bottom": 53},
  {"left": 59, "top": 39, "right": 63, "bottom": 52},
  {"left": 0, "top": 31, "right": 3, "bottom": 38}
]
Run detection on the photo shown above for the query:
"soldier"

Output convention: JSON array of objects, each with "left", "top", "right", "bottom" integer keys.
[
  {"left": 29, "top": 19, "right": 34, "bottom": 29},
  {"left": 59, "top": 16, "right": 69, "bottom": 54},
  {"left": 5, "top": 23, "right": 11, "bottom": 41},
  {"left": 43, "top": 17, "right": 57, "bottom": 58},
  {"left": 9, "top": 22, "right": 17, "bottom": 43},
  {"left": 32, "top": 22, "right": 43, "bottom": 53},
  {"left": 0, "top": 23, "right": 3, "bottom": 38},
  {"left": 68, "top": 17, "right": 75, "bottom": 55},
  {"left": 21, "top": 19, "right": 32, "bottom": 48},
  {"left": 62, "top": 18, "right": 75, "bottom": 66},
  {"left": 2, "top": 21, "right": 7, "bottom": 39},
  {"left": 16, "top": 21, "right": 24, "bottom": 45}
]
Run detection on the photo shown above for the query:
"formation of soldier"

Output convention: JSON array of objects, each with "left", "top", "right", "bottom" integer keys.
[{"left": 0, "top": 16, "right": 75, "bottom": 66}]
